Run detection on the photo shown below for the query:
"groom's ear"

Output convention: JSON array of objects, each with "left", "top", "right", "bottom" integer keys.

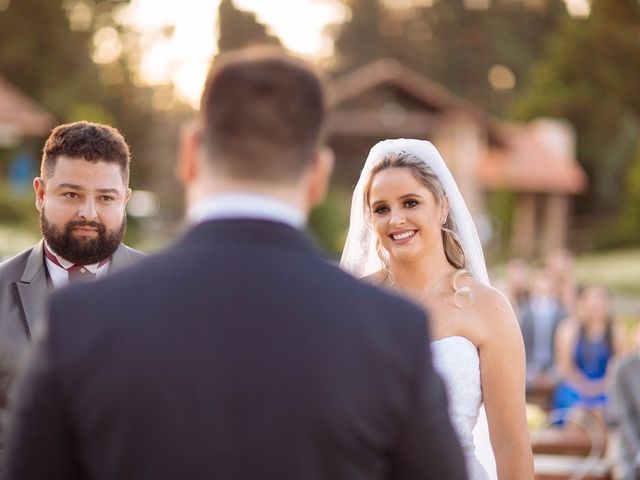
[
  {"left": 307, "top": 147, "right": 335, "bottom": 209},
  {"left": 176, "top": 121, "right": 202, "bottom": 185}
]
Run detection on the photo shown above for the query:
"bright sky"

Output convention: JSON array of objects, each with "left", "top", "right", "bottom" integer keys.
[
  {"left": 120, "top": 0, "right": 345, "bottom": 107},
  {"left": 120, "top": 0, "right": 590, "bottom": 108}
]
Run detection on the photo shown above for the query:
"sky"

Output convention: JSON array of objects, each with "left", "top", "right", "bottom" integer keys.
[{"left": 120, "top": 0, "right": 590, "bottom": 108}]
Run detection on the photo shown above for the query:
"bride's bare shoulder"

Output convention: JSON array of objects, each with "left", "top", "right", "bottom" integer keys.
[
  {"left": 455, "top": 272, "right": 511, "bottom": 309},
  {"left": 456, "top": 273, "right": 521, "bottom": 346},
  {"left": 360, "top": 270, "right": 387, "bottom": 286}
]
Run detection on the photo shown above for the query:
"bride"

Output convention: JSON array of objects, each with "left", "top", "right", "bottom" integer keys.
[{"left": 341, "top": 139, "right": 533, "bottom": 479}]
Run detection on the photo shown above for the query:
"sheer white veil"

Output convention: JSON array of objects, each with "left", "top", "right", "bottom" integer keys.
[
  {"left": 340, "top": 138, "right": 489, "bottom": 284},
  {"left": 339, "top": 138, "right": 497, "bottom": 479}
]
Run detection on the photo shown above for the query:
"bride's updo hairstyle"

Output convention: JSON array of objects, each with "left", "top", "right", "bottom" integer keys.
[{"left": 363, "top": 151, "right": 466, "bottom": 272}]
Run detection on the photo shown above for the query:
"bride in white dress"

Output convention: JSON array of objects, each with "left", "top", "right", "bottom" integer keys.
[{"left": 340, "top": 139, "right": 533, "bottom": 479}]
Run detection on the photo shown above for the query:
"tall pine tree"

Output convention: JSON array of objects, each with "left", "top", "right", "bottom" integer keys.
[{"left": 217, "top": 0, "right": 281, "bottom": 53}]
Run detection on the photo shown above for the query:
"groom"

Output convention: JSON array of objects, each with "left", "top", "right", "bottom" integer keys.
[{"left": 3, "top": 47, "right": 466, "bottom": 479}]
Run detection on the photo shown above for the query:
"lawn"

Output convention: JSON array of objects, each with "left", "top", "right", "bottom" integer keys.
[{"left": 575, "top": 248, "right": 640, "bottom": 295}]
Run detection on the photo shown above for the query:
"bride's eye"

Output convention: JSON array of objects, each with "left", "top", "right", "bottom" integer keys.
[
  {"left": 404, "top": 199, "right": 418, "bottom": 208},
  {"left": 373, "top": 205, "right": 389, "bottom": 215}
]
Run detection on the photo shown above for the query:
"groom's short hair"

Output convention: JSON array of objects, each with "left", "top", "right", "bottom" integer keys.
[{"left": 200, "top": 47, "right": 327, "bottom": 183}]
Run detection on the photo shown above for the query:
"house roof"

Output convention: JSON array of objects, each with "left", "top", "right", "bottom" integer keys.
[
  {"left": 0, "top": 76, "right": 55, "bottom": 138},
  {"left": 328, "top": 58, "right": 506, "bottom": 144},
  {"left": 478, "top": 120, "right": 588, "bottom": 194},
  {"left": 329, "top": 60, "right": 586, "bottom": 195}
]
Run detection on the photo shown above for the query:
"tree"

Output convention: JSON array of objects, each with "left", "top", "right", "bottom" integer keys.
[
  {"left": 329, "top": 0, "right": 390, "bottom": 72},
  {"left": 0, "top": 0, "right": 178, "bottom": 186},
  {"left": 217, "top": 0, "right": 281, "bottom": 52},
  {"left": 328, "top": 0, "right": 568, "bottom": 114},
  {"left": 0, "top": 0, "right": 130, "bottom": 121},
  {"left": 514, "top": 0, "right": 640, "bottom": 230}
]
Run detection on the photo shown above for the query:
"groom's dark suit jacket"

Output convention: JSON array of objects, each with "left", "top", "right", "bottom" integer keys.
[{"left": 3, "top": 219, "right": 466, "bottom": 480}]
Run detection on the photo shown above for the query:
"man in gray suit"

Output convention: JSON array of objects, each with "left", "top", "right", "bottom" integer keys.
[
  {"left": 611, "top": 328, "right": 640, "bottom": 480},
  {"left": 0, "top": 121, "right": 144, "bottom": 438},
  {"left": 519, "top": 269, "right": 567, "bottom": 398}
]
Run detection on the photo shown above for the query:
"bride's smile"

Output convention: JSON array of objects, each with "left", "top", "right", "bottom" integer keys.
[{"left": 389, "top": 228, "right": 417, "bottom": 243}]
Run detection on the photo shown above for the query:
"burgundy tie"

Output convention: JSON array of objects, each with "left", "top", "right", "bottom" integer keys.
[
  {"left": 44, "top": 245, "right": 106, "bottom": 283},
  {"left": 66, "top": 264, "right": 97, "bottom": 282}
]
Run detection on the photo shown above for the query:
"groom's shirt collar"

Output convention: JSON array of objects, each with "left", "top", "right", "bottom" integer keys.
[
  {"left": 43, "top": 241, "right": 110, "bottom": 289},
  {"left": 188, "top": 192, "right": 306, "bottom": 229}
]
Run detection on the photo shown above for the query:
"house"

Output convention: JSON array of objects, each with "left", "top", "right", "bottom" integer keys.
[{"left": 0, "top": 75, "right": 54, "bottom": 147}]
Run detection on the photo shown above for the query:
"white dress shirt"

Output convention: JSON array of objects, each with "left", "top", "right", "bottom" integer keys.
[{"left": 188, "top": 192, "right": 306, "bottom": 229}]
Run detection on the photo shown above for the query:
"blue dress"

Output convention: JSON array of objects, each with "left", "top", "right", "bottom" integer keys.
[{"left": 552, "top": 328, "right": 612, "bottom": 423}]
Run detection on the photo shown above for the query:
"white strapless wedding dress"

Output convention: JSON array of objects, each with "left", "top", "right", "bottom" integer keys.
[{"left": 431, "top": 336, "right": 496, "bottom": 480}]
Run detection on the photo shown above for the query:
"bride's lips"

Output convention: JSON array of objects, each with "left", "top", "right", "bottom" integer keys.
[{"left": 388, "top": 229, "right": 418, "bottom": 245}]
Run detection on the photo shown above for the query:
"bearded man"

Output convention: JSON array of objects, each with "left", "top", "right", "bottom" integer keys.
[{"left": 0, "top": 121, "right": 145, "bottom": 440}]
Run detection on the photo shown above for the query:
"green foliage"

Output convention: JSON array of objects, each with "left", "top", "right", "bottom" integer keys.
[
  {"left": 485, "top": 188, "right": 516, "bottom": 261},
  {"left": 330, "top": 0, "right": 388, "bottom": 72},
  {"left": 514, "top": 0, "right": 640, "bottom": 221},
  {"left": 604, "top": 145, "right": 640, "bottom": 247},
  {"left": 217, "top": 0, "right": 281, "bottom": 52},
  {"left": 67, "top": 102, "right": 116, "bottom": 126},
  {"left": 0, "top": 182, "right": 38, "bottom": 231},
  {"left": 0, "top": 0, "right": 184, "bottom": 230},
  {"left": 330, "top": 0, "right": 568, "bottom": 115},
  {"left": 308, "top": 188, "right": 353, "bottom": 258}
]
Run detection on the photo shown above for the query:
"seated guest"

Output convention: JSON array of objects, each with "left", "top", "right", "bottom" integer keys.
[
  {"left": 544, "top": 248, "right": 578, "bottom": 316},
  {"left": 500, "top": 257, "right": 532, "bottom": 319},
  {"left": 552, "top": 285, "right": 623, "bottom": 425},
  {"left": 520, "top": 269, "right": 566, "bottom": 395},
  {"left": 610, "top": 324, "right": 640, "bottom": 480}
]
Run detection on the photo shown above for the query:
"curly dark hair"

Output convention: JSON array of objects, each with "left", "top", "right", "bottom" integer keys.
[{"left": 41, "top": 121, "right": 131, "bottom": 184}]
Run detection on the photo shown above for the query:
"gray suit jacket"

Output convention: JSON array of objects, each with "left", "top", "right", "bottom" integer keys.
[
  {"left": 0, "top": 241, "right": 145, "bottom": 425},
  {"left": 519, "top": 299, "right": 566, "bottom": 372},
  {"left": 612, "top": 354, "right": 640, "bottom": 465}
]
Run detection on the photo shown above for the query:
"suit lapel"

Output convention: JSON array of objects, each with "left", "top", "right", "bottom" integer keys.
[
  {"left": 14, "top": 240, "right": 50, "bottom": 337},
  {"left": 109, "top": 243, "right": 135, "bottom": 273}
]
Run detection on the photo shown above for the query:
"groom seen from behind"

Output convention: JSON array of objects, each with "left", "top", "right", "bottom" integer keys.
[{"left": 3, "top": 47, "right": 467, "bottom": 480}]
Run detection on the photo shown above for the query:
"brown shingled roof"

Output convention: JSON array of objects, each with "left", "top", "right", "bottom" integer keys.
[
  {"left": 329, "top": 58, "right": 506, "bottom": 145},
  {"left": 0, "top": 76, "right": 55, "bottom": 137},
  {"left": 478, "top": 119, "right": 587, "bottom": 194}
]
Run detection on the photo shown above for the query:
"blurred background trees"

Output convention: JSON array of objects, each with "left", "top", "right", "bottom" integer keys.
[
  {"left": 0, "top": 0, "right": 189, "bottom": 253},
  {"left": 515, "top": 0, "right": 640, "bottom": 248},
  {"left": 1, "top": 0, "right": 640, "bottom": 260},
  {"left": 330, "top": 0, "right": 569, "bottom": 115}
]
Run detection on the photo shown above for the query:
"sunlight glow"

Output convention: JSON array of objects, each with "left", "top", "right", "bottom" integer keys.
[
  {"left": 120, "top": 0, "right": 345, "bottom": 108},
  {"left": 563, "top": 0, "right": 590, "bottom": 18},
  {"left": 92, "top": 27, "right": 122, "bottom": 64}
]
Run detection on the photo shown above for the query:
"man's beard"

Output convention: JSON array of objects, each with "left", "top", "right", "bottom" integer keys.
[{"left": 40, "top": 209, "right": 127, "bottom": 265}]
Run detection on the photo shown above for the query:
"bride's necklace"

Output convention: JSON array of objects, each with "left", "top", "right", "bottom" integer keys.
[{"left": 387, "top": 270, "right": 450, "bottom": 303}]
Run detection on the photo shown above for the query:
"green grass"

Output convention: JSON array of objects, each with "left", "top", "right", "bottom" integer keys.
[
  {"left": 574, "top": 247, "right": 640, "bottom": 295},
  {"left": 0, "top": 224, "right": 40, "bottom": 260}
]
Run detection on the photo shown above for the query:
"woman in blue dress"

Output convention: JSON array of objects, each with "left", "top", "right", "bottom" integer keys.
[{"left": 552, "top": 285, "right": 623, "bottom": 424}]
